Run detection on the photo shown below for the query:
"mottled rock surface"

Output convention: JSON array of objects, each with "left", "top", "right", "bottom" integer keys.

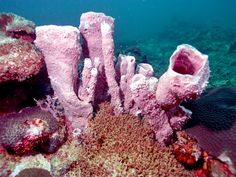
[{"left": 0, "top": 106, "right": 66, "bottom": 155}]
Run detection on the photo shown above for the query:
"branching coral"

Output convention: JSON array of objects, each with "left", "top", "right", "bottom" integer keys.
[{"left": 65, "top": 103, "right": 194, "bottom": 176}]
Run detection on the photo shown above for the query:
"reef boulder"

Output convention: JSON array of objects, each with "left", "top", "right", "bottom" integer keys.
[
  {"left": 0, "top": 13, "right": 44, "bottom": 83},
  {"left": 0, "top": 106, "right": 66, "bottom": 155},
  {"left": 0, "top": 35, "right": 44, "bottom": 83},
  {"left": 0, "top": 13, "right": 36, "bottom": 42}
]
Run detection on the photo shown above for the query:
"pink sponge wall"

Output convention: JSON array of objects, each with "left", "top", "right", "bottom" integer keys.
[{"left": 35, "top": 12, "right": 210, "bottom": 145}]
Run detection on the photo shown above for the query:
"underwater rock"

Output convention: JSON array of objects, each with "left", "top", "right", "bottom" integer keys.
[
  {"left": 183, "top": 87, "right": 236, "bottom": 169},
  {"left": 229, "top": 40, "right": 236, "bottom": 53},
  {"left": 16, "top": 168, "right": 52, "bottom": 177},
  {"left": 0, "top": 106, "right": 65, "bottom": 155},
  {"left": 0, "top": 13, "right": 36, "bottom": 42},
  {"left": 0, "top": 34, "right": 44, "bottom": 83}
]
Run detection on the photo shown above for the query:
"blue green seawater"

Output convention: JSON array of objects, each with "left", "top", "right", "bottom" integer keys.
[{"left": 0, "top": 0, "right": 236, "bottom": 43}]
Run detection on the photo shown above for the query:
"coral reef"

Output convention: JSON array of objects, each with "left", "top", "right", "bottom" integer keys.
[
  {"left": 2, "top": 11, "right": 227, "bottom": 176},
  {"left": 35, "top": 12, "right": 210, "bottom": 145}
]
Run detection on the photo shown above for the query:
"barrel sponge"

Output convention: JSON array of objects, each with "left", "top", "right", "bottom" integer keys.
[{"left": 66, "top": 103, "right": 193, "bottom": 176}]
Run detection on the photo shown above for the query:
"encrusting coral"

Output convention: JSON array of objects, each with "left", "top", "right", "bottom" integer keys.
[{"left": 65, "top": 103, "right": 194, "bottom": 176}]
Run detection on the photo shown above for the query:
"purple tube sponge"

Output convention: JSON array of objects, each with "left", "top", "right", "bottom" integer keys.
[
  {"left": 35, "top": 25, "right": 97, "bottom": 133},
  {"left": 34, "top": 12, "right": 210, "bottom": 145},
  {"left": 80, "top": 12, "right": 122, "bottom": 113}
]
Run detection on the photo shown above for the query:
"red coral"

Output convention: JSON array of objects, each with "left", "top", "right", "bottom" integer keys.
[
  {"left": 172, "top": 131, "right": 203, "bottom": 167},
  {"left": 172, "top": 131, "right": 235, "bottom": 176}
]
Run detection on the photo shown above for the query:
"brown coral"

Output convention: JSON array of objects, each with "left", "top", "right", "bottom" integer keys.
[{"left": 66, "top": 103, "right": 193, "bottom": 176}]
